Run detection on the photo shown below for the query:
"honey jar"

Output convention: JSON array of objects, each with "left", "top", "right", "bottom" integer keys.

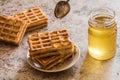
[{"left": 88, "top": 8, "right": 117, "bottom": 60}]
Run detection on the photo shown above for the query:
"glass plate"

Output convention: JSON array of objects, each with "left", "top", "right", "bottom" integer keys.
[{"left": 27, "top": 46, "right": 80, "bottom": 72}]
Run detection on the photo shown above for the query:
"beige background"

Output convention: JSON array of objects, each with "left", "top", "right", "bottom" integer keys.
[{"left": 0, "top": 0, "right": 120, "bottom": 80}]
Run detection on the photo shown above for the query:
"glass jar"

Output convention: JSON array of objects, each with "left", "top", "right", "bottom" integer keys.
[{"left": 88, "top": 7, "right": 117, "bottom": 60}]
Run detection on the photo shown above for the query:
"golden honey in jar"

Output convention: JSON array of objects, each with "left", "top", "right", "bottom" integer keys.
[{"left": 88, "top": 8, "right": 117, "bottom": 60}]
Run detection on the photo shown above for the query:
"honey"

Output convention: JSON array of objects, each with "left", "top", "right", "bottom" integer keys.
[{"left": 88, "top": 8, "right": 117, "bottom": 60}]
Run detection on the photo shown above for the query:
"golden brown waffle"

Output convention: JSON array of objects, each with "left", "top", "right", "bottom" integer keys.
[
  {"left": 35, "top": 45, "right": 77, "bottom": 70},
  {"left": 33, "top": 46, "right": 75, "bottom": 67},
  {"left": 31, "top": 47, "right": 73, "bottom": 59},
  {"left": 0, "top": 15, "right": 27, "bottom": 45},
  {"left": 44, "top": 52, "right": 74, "bottom": 70},
  {"left": 28, "top": 30, "right": 72, "bottom": 56},
  {"left": 14, "top": 7, "right": 48, "bottom": 31},
  {"left": 35, "top": 55, "right": 60, "bottom": 67}
]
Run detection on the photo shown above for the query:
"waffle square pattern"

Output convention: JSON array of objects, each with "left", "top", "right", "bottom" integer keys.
[
  {"left": 28, "top": 29, "right": 71, "bottom": 55},
  {"left": 14, "top": 7, "right": 48, "bottom": 31},
  {"left": 0, "top": 15, "right": 27, "bottom": 45}
]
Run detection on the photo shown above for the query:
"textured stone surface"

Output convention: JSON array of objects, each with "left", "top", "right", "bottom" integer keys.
[{"left": 0, "top": 0, "right": 120, "bottom": 80}]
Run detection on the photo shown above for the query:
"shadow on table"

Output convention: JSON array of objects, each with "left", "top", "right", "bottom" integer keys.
[
  {"left": 79, "top": 52, "right": 114, "bottom": 80},
  {"left": 12, "top": 62, "right": 79, "bottom": 80},
  {"left": 0, "top": 42, "right": 17, "bottom": 59}
]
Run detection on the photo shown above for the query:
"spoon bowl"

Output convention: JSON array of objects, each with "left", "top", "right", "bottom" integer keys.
[{"left": 54, "top": 0, "right": 70, "bottom": 18}]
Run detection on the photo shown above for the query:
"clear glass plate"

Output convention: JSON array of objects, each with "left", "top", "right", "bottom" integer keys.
[{"left": 27, "top": 46, "right": 80, "bottom": 72}]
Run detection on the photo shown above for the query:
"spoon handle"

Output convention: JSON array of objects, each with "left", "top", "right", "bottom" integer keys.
[{"left": 67, "top": 0, "right": 69, "bottom": 2}]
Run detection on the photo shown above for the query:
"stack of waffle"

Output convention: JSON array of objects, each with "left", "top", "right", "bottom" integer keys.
[
  {"left": 14, "top": 7, "right": 48, "bottom": 32},
  {"left": 0, "top": 15, "right": 27, "bottom": 45},
  {"left": 28, "top": 30, "right": 77, "bottom": 70}
]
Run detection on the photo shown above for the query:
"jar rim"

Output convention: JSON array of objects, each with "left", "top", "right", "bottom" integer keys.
[{"left": 89, "top": 7, "right": 116, "bottom": 27}]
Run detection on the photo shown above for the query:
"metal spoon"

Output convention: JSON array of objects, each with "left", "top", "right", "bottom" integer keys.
[{"left": 54, "top": 0, "right": 70, "bottom": 18}]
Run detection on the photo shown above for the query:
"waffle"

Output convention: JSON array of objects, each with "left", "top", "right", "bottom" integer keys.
[
  {"left": 35, "top": 45, "right": 77, "bottom": 70},
  {"left": 35, "top": 55, "right": 60, "bottom": 67},
  {"left": 28, "top": 30, "right": 72, "bottom": 56},
  {"left": 0, "top": 15, "right": 27, "bottom": 45},
  {"left": 14, "top": 7, "right": 48, "bottom": 31},
  {"left": 33, "top": 45, "right": 76, "bottom": 67},
  {"left": 43, "top": 52, "right": 74, "bottom": 70},
  {"left": 31, "top": 47, "right": 73, "bottom": 59}
]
